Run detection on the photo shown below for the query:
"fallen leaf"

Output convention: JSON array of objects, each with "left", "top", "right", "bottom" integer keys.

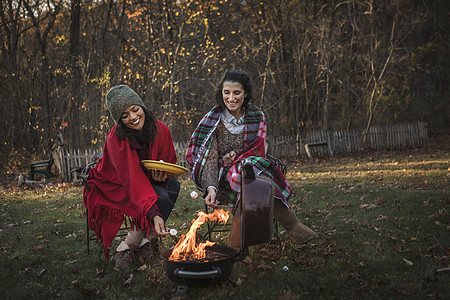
[
  {"left": 375, "top": 241, "right": 382, "bottom": 251},
  {"left": 19, "top": 267, "right": 33, "bottom": 275},
  {"left": 359, "top": 203, "right": 377, "bottom": 209},
  {"left": 256, "top": 260, "right": 273, "bottom": 270},
  {"left": 235, "top": 278, "right": 242, "bottom": 286},
  {"left": 436, "top": 267, "right": 450, "bottom": 272},
  {"left": 124, "top": 274, "right": 133, "bottom": 285},
  {"left": 403, "top": 258, "right": 413, "bottom": 266},
  {"left": 34, "top": 245, "right": 44, "bottom": 251},
  {"left": 426, "top": 244, "right": 440, "bottom": 252},
  {"left": 241, "top": 256, "right": 253, "bottom": 265},
  {"left": 294, "top": 254, "right": 310, "bottom": 265},
  {"left": 137, "top": 256, "right": 145, "bottom": 265},
  {"left": 179, "top": 222, "right": 191, "bottom": 230},
  {"left": 376, "top": 215, "right": 388, "bottom": 221},
  {"left": 137, "top": 264, "right": 147, "bottom": 272}
]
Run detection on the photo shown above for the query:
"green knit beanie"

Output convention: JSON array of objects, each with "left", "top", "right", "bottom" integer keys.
[{"left": 105, "top": 85, "right": 146, "bottom": 123}]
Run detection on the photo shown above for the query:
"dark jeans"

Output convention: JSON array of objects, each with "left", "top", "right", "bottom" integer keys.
[{"left": 152, "top": 177, "right": 180, "bottom": 221}]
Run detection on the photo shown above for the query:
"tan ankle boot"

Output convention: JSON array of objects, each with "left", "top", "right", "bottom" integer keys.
[
  {"left": 228, "top": 216, "right": 241, "bottom": 250},
  {"left": 124, "top": 230, "right": 146, "bottom": 250},
  {"left": 273, "top": 200, "right": 315, "bottom": 244}
]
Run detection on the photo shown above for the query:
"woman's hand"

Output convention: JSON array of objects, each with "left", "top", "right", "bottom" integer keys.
[
  {"left": 152, "top": 215, "right": 168, "bottom": 236},
  {"left": 204, "top": 187, "right": 219, "bottom": 208},
  {"left": 222, "top": 151, "right": 237, "bottom": 165},
  {"left": 151, "top": 169, "right": 169, "bottom": 182}
]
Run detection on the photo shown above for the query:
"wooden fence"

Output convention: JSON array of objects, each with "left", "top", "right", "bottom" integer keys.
[
  {"left": 54, "top": 148, "right": 102, "bottom": 182},
  {"left": 54, "top": 145, "right": 188, "bottom": 182},
  {"left": 54, "top": 121, "right": 427, "bottom": 181},
  {"left": 268, "top": 121, "right": 428, "bottom": 159}
]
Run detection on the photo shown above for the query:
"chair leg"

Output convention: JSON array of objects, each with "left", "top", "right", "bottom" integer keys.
[
  {"left": 228, "top": 216, "right": 241, "bottom": 251},
  {"left": 273, "top": 219, "right": 282, "bottom": 253},
  {"left": 86, "top": 206, "right": 90, "bottom": 254}
]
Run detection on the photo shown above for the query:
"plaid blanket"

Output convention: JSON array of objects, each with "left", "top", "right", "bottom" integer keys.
[{"left": 186, "top": 104, "right": 292, "bottom": 210}]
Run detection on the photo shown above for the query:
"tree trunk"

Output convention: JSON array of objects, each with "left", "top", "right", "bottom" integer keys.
[{"left": 69, "top": 0, "right": 82, "bottom": 148}]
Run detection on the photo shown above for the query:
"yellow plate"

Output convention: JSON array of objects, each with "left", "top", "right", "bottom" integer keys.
[{"left": 141, "top": 160, "right": 189, "bottom": 176}]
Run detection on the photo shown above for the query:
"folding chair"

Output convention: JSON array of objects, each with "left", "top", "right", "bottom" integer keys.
[
  {"left": 80, "top": 152, "right": 129, "bottom": 255},
  {"left": 80, "top": 156, "right": 101, "bottom": 255},
  {"left": 202, "top": 155, "right": 286, "bottom": 252}
]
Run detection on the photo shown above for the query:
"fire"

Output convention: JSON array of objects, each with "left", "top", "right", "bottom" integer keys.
[{"left": 169, "top": 208, "right": 229, "bottom": 261}]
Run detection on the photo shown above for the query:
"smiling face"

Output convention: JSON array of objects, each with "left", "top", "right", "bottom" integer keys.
[
  {"left": 222, "top": 81, "right": 246, "bottom": 119},
  {"left": 120, "top": 105, "right": 145, "bottom": 132}
]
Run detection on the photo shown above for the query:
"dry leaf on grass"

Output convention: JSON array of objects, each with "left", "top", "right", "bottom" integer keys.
[
  {"left": 294, "top": 254, "right": 310, "bottom": 265},
  {"left": 256, "top": 260, "right": 273, "bottom": 270},
  {"left": 241, "top": 256, "right": 253, "bottom": 265},
  {"left": 376, "top": 215, "right": 388, "bottom": 221},
  {"left": 235, "top": 278, "right": 242, "bottom": 286},
  {"left": 124, "top": 274, "right": 133, "bottom": 285},
  {"left": 359, "top": 203, "right": 377, "bottom": 209},
  {"left": 257, "top": 271, "right": 266, "bottom": 278},
  {"left": 436, "top": 267, "right": 450, "bottom": 272},
  {"left": 137, "top": 264, "right": 147, "bottom": 271},
  {"left": 403, "top": 258, "right": 413, "bottom": 266}
]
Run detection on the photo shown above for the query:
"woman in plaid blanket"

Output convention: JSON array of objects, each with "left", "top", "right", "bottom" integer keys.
[{"left": 186, "top": 70, "right": 315, "bottom": 249}]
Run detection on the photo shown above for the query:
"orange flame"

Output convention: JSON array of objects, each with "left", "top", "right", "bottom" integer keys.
[{"left": 169, "top": 208, "right": 229, "bottom": 261}]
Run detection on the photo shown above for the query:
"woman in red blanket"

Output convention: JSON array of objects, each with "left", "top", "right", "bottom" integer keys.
[
  {"left": 186, "top": 70, "right": 315, "bottom": 249},
  {"left": 83, "top": 85, "right": 180, "bottom": 269}
]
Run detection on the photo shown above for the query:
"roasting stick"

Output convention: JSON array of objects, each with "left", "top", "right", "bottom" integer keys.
[
  {"left": 199, "top": 220, "right": 221, "bottom": 243},
  {"left": 190, "top": 191, "right": 223, "bottom": 243},
  {"left": 164, "top": 228, "right": 179, "bottom": 243}
]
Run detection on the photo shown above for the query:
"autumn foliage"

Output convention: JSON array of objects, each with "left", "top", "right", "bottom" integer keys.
[{"left": 1, "top": 0, "right": 448, "bottom": 164}]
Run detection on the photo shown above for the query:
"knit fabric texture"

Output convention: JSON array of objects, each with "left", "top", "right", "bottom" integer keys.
[{"left": 105, "top": 85, "right": 146, "bottom": 123}]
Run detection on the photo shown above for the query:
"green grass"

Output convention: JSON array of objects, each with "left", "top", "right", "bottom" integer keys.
[{"left": 0, "top": 148, "right": 448, "bottom": 299}]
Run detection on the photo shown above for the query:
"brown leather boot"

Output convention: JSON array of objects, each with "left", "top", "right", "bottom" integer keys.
[
  {"left": 274, "top": 200, "right": 315, "bottom": 244},
  {"left": 115, "top": 241, "right": 135, "bottom": 270},
  {"left": 228, "top": 216, "right": 241, "bottom": 251}
]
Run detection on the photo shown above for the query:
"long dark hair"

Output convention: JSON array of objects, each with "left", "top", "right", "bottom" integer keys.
[
  {"left": 115, "top": 107, "right": 158, "bottom": 145},
  {"left": 214, "top": 70, "right": 253, "bottom": 111}
]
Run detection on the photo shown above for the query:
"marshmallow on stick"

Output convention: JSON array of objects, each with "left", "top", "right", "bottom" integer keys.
[{"left": 190, "top": 191, "right": 204, "bottom": 200}]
